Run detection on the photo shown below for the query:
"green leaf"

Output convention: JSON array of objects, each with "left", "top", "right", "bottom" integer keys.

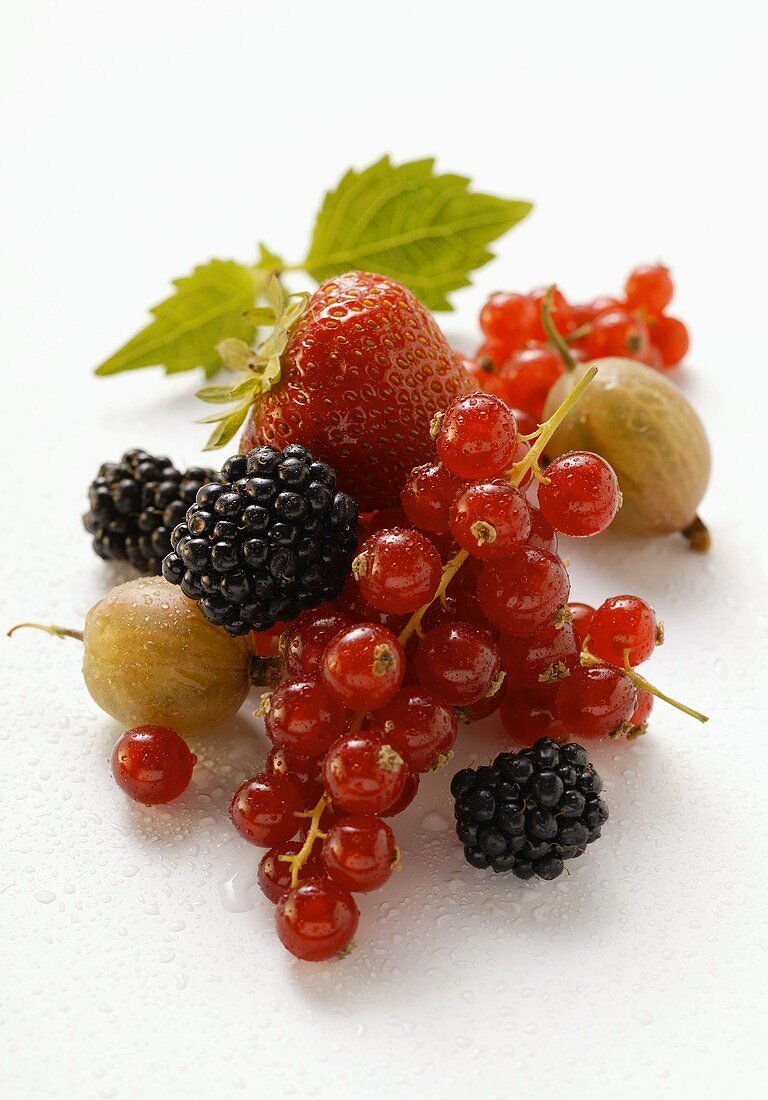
[
  {"left": 303, "top": 156, "right": 532, "bottom": 311},
  {"left": 200, "top": 404, "right": 252, "bottom": 450},
  {"left": 243, "top": 307, "right": 277, "bottom": 326},
  {"left": 95, "top": 260, "right": 260, "bottom": 376}
]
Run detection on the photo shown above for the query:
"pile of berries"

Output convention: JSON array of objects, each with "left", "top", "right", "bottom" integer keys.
[
  {"left": 470, "top": 264, "right": 690, "bottom": 422},
  {"left": 103, "top": 382, "right": 705, "bottom": 962}
]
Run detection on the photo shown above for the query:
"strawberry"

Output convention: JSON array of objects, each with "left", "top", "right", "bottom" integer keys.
[{"left": 238, "top": 271, "right": 471, "bottom": 510}]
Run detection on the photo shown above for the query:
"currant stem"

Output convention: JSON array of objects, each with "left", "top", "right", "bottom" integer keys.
[
  {"left": 6, "top": 622, "right": 84, "bottom": 642},
  {"left": 278, "top": 793, "right": 329, "bottom": 889},
  {"left": 505, "top": 364, "right": 598, "bottom": 489},
  {"left": 541, "top": 285, "right": 579, "bottom": 372},
  {"left": 580, "top": 639, "right": 709, "bottom": 724},
  {"left": 398, "top": 547, "right": 469, "bottom": 646}
]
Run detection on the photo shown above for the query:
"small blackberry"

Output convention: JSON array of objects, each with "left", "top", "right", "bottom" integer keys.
[
  {"left": 451, "top": 738, "right": 608, "bottom": 880},
  {"left": 161, "top": 444, "right": 359, "bottom": 636},
  {"left": 83, "top": 449, "right": 218, "bottom": 574}
]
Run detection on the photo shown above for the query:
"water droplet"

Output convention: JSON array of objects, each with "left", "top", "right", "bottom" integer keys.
[
  {"left": 35, "top": 890, "right": 55, "bottom": 904},
  {"left": 218, "top": 868, "right": 256, "bottom": 912},
  {"left": 421, "top": 811, "right": 450, "bottom": 832}
]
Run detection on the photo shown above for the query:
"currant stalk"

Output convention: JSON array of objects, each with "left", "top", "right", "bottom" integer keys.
[
  {"left": 278, "top": 793, "right": 329, "bottom": 888},
  {"left": 580, "top": 639, "right": 709, "bottom": 724}
]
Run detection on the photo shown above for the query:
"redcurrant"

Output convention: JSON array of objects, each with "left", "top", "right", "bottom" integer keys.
[
  {"left": 110, "top": 725, "right": 196, "bottom": 806},
  {"left": 435, "top": 393, "right": 519, "bottom": 480},
  {"left": 400, "top": 462, "right": 463, "bottom": 534},
  {"left": 499, "top": 621, "right": 579, "bottom": 687},
  {"left": 477, "top": 548, "right": 570, "bottom": 636},
  {"left": 525, "top": 505, "right": 559, "bottom": 555},
  {"left": 449, "top": 480, "right": 531, "bottom": 560},
  {"left": 374, "top": 688, "right": 458, "bottom": 772},
  {"left": 568, "top": 602, "right": 596, "bottom": 647},
  {"left": 229, "top": 773, "right": 304, "bottom": 847},
  {"left": 323, "top": 731, "right": 408, "bottom": 815},
  {"left": 500, "top": 345, "right": 564, "bottom": 421},
  {"left": 381, "top": 770, "right": 420, "bottom": 817},
  {"left": 538, "top": 451, "right": 620, "bottom": 537},
  {"left": 555, "top": 666, "right": 637, "bottom": 739},
  {"left": 275, "top": 879, "right": 359, "bottom": 961},
  {"left": 258, "top": 841, "right": 324, "bottom": 904},
  {"left": 625, "top": 264, "right": 674, "bottom": 315},
  {"left": 322, "top": 815, "right": 398, "bottom": 893},
  {"left": 480, "top": 292, "right": 538, "bottom": 346},
  {"left": 265, "top": 676, "right": 348, "bottom": 758},
  {"left": 651, "top": 315, "right": 689, "bottom": 367},
  {"left": 283, "top": 606, "right": 350, "bottom": 677},
  {"left": 585, "top": 310, "right": 651, "bottom": 361},
  {"left": 415, "top": 621, "right": 501, "bottom": 706},
  {"left": 354, "top": 528, "right": 441, "bottom": 614},
  {"left": 499, "top": 687, "right": 565, "bottom": 747},
  {"left": 322, "top": 623, "right": 405, "bottom": 711},
  {"left": 588, "top": 594, "right": 659, "bottom": 667}
]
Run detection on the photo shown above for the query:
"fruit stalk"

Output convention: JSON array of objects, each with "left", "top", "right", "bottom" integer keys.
[
  {"left": 580, "top": 641, "right": 709, "bottom": 724},
  {"left": 278, "top": 793, "right": 329, "bottom": 888},
  {"left": 7, "top": 622, "right": 83, "bottom": 641}
]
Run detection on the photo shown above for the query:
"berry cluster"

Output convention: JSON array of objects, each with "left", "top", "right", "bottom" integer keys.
[
  {"left": 83, "top": 450, "right": 218, "bottom": 574},
  {"left": 161, "top": 444, "right": 359, "bottom": 635},
  {"left": 452, "top": 739, "right": 608, "bottom": 879},
  {"left": 471, "top": 264, "right": 690, "bottom": 422}
]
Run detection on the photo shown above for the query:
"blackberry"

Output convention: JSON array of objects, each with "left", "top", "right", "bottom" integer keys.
[
  {"left": 83, "top": 449, "right": 218, "bottom": 574},
  {"left": 161, "top": 444, "right": 359, "bottom": 636},
  {"left": 451, "top": 738, "right": 608, "bottom": 880}
]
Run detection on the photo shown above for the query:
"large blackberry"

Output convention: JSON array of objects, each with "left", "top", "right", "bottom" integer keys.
[
  {"left": 451, "top": 738, "right": 608, "bottom": 880},
  {"left": 83, "top": 450, "right": 218, "bottom": 574},
  {"left": 161, "top": 444, "right": 359, "bottom": 636}
]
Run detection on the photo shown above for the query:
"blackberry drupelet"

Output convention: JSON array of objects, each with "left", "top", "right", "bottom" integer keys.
[
  {"left": 161, "top": 444, "right": 359, "bottom": 636},
  {"left": 451, "top": 738, "right": 608, "bottom": 880},
  {"left": 84, "top": 450, "right": 218, "bottom": 575}
]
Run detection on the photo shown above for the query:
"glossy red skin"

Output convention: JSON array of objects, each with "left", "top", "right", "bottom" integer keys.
[
  {"left": 571, "top": 297, "right": 623, "bottom": 326},
  {"left": 499, "top": 621, "right": 579, "bottom": 689},
  {"left": 265, "top": 676, "right": 348, "bottom": 758},
  {"left": 630, "top": 689, "right": 654, "bottom": 729},
  {"left": 229, "top": 773, "right": 304, "bottom": 847},
  {"left": 651, "top": 315, "right": 689, "bottom": 367},
  {"left": 585, "top": 310, "right": 651, "bottom": 360},
  {"left": 239, "top": 272, "right": 471, "bottom": 511},
  {"left": 276, "top": 878, "right": 359, "bottom": 961},
  {"left": 538, "top": 451, "right": 620, "bottom": 537},
  {"left": 474, "top": 341, "right": 511, "bottom": 373},
  {"left": 500, "top": 345, "right": 564, "bottom": 421},
  {"left": 525, "top": 506, "right": 559, "bottom": 555},
  {"left": 449, "top": 481, "right": 531, "bottom": 560},
  {"left": 400, "top": 462, "right": 463, "bottom": 534},
  {"left": 373, "top": 688, "right": 458, "bottom": 772},
  {"left": 322, "top": 623, "right": 405, "bottom": 710},
  {"left": 356, "top": 528, "right": 442, "bottom": 614},
  {"left": 477, "top": 548, "right": 570, "bottom": 636},
  {"left": 381, "top": 770, "right": 420, "bottom": 817},
  {"left": 588, "top": 595, "right": 658, "bottom": 667},
  {"left": 265, "top": 746, "right": 324, "bottom": 805},
  {"left": 436, "top": 392, "right": 519, "bottom": 480},
  {"left": 480, "top": 292, "right": 538, "bottom": 346},
  {"left": 414, "top": 621, "right": 501, "bottom": 706},
  {"left": 322, "top": 815, "right": 397, "bottom": 893},
  {"left": 323, "top": 732, "right": 408, "bottom": 815},
  {"left": 258, "top": 842, "right": 325, "bottom": 904},
  {"left": 283, "top": 606, "right": 350, "bottom": 677},
  {"left": 555, "top": 666, "right": 637, "bottom": 739},
  {"left": 110, "top": 725, "right": 196, "bottom": 806},
  {"left": 568, "top": 602, "right": 596, "bottom": 648},
  {"left": 528, "top": 286, "right": 573, "bottom": 341},
  {"left": 499, "top": 687, "right": 566, "bottom": 747},
  {"left": 625, "top": 265, "right": 674, "bottom": 314}
]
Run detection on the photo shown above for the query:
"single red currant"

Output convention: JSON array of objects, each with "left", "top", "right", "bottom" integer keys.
[
  {"left": 588, "top": 594, "right": 659, "bottom": 667},
  {"left": 585, "top": 310, "right": 651, "bottom": 361},
  {"left": 538, "top": 451, "right": 620, "bottom": 537},
  {"left": 266, "top": 746, "right": 324, "bottom": 804},
  {"left": 435, "top": 393, "right": 519, "bottom": 480},
  {"left": 381, "top": 770, "right": 420, "bottom": 817},
  {"left": 477, "top": 548, "right": 570, "bottom": 636},
  {"left": 499, "top": 621, "right": 579, "bottom": 687},
  {"left": 373, "top": 688, "right": 458, "bottom": 772},
  {"left": 282, "top": 606, "right": 350, "bottom": 677},
  {"left": 258, "top": 841, "right": 324, "bottom": 904},
  {"left": 529, "top": 285, "right": 573, "bottom": 340},
  {"left": 414, "top": 621, "right": 501, "bottom": 706},
  {"left": 276, "top": 879, "right": 359, "bottom": 961},
  {"left": 449, "top": 480, "right": 531, "bottom": 560},
  {"left": 555, "top": 666, "right": 637, "bottom": 739},
  {"left": 323, "top": 732, "right": 408, "bottom": 815},
  {"left": 322, "top": 623, "right": 405, "bottom": 711},
  {"left": 630, "top": 689, "right": 654, "bottom": 731},
  {"left": 110, "top": 725, "right": 196, "bottom": 806},
  {"left": 480, "top": 292, "right": 538, "bottom": 346},
  {"left": 499, "top": 687, "right": 565, "bottom": 747},
  {"left": 525, "top": 505, "right": 559, "bottom": 555},
  {"left": 264, "top": 677, "right": 348, "bottom": 758},
  {"left": 455, "top": 689, "right": 504, "bottom": 724},
  {"left": 568, "top": 602, "right": 596, "bottom": 647},
  {"left": 624, "top": 264, "right": 674, "bottom": 315},
  {"left": 651, "top": 315, "right": 689, "bottom": 367},
  {"left": 230, "top": 773, "right": 304, "bottom": 847},
  {"left": 571, "top": 297, "right": 623, "bottom": 326},
  {"left": 500, "top": 345, "right": 564, "bottom": 421},
  {"left": 400, "top": 462, "right": 463, "bottom": 534},
  {"left": 353, "top": 528, "right": 442, "bottom": 614},
  {"left": 322, "top": 815, "right": 398, "bottom": 893}
]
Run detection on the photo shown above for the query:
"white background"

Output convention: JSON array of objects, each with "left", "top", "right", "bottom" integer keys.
[{"left": 2, "top": 1, "right": 768, "bottom": 1097}]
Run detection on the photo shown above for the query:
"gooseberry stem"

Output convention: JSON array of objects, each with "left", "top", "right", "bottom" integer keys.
[
  {"left": 580, "top": 640, "right": 709, "bottom": 724},
  {"left": 248, "top": 655, "right": 284, "bottom": 687},
  {"left": 7, "top": 622, "right": 83, "bottom": 642},
  {"left": 541, "top": 285, "right": 579, "bottom": 372},
  {"left": 279, "top": 793, "right": 329, "bottom": 888},
  {"left": 681, "top": 515, "right": 711, "bottom": 553}
]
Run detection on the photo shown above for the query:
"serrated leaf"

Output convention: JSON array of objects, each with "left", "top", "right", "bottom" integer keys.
[
  {"left": 95, "top": 260, "right": 259, "bottom": 376},
  {"left": 303, "top": 156, "right": 532, "bottom": 310}
]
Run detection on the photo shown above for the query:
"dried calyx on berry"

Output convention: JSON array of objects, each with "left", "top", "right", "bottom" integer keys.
[
  {"left": 451, "top": 738, "right": 608, "bottom": 880},
  {"left": 162, "top": 444, "right": 359, "bottom": 635},
  {"left": 84, "top": 449, "right": 219, "bottom": 574}
]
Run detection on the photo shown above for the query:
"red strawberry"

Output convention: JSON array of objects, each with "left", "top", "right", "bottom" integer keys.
[{"left": 239, "top": 271, "right": 471, "bottom": 510}]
